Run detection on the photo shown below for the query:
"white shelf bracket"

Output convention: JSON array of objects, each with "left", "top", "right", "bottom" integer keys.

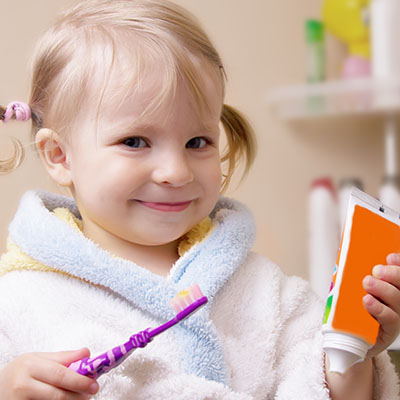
[{"left": 384, "top": 114, "right": 398, "bottom": 177}]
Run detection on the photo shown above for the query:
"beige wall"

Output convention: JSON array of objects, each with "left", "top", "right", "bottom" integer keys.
[{"left": 0, "top": 0, "right": 389, "bottom": 279}]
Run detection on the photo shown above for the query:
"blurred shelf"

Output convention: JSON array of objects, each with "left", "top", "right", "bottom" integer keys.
[{"left": 266, "top": 77, "right": 400, "bottom": 121}]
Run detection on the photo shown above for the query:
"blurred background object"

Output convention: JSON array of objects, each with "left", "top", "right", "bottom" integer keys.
[
  {"left": 338, "top": 178, "right": 364, "bottom": 231},
  {"left": 322, "top": 0, "right": 371, "bottom": 79},
  {"left": 305, "top": 19, "right": 325, "bottom": 83},
  {"left": 308, "top": 177, "right": 339, "bottom": 301}
]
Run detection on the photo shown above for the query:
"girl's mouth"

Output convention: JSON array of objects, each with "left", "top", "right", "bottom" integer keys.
[{"left": 137, "top": 200, "right": 192, "bottom": 212}]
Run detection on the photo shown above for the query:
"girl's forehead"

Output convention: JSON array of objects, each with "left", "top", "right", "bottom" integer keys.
[
  {"left": 64, "top": 33, "right": 224, "bottom": 139},
  {"left": 64, "top": 28, "right": 224, "bottom": 126},
  {"left": 87, "top": 52, "right": 224, "bottom": 127},
  {"left": 95, "top": 76, "right": 222, "bottom": 136}
]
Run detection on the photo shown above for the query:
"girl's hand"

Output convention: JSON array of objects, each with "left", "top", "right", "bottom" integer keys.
[
  {"left": 0, "top": 348, "right": 99, "bottom": 399},
  {"left": 363, "top": 252, "right": 400, "bottom": 358}
]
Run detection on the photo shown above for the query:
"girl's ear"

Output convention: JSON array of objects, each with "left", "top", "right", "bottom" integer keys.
[{"left": 35, "top": 128, "right": 72, "bottom": 187}]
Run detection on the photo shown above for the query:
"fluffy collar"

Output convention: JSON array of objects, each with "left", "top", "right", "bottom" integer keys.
[{"left": 5, "top": 190, "right": 255, "bottom": 385}]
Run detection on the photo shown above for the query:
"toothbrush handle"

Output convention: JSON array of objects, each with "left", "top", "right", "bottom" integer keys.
[
  {"left": 69, "top": 330, "right": 152, "bottom": 379},
  {"left": 69, "top": 296, "right": 207, "bottom": 379}
]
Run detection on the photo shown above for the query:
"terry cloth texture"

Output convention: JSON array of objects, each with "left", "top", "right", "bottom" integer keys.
[{"left": 0, "top": 190, "right": 398, "bottom": 399}]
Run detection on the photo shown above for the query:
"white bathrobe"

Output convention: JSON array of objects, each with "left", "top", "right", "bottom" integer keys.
[{"left": 0, "top": 191, "right": 398, "bottom": 399}]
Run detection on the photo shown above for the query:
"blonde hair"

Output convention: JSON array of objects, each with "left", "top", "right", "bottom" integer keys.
[{"left": 1, "top": 0, "right": 256, "bottom": 189}]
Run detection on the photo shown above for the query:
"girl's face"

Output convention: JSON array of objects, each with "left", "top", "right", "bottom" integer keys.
[{"left": 61, "top": 67, "right": 223, "bottom": 261}]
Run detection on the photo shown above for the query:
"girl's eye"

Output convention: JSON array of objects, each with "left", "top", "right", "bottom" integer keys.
[
  {"left": 186, "top": 137, "right": 208, "bottom": 149},
  {"left": 122, "top": 137, "right": 148, "bottom": 148}
]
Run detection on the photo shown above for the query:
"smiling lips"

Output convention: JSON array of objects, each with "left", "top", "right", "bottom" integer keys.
[{"left": 138, "top": 200, "right": 192, "bottom": 212}]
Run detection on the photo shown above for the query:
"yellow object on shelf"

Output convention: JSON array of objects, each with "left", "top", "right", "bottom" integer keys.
[{"left": 322, "top": 0, "right": 371, "bottom": 59}]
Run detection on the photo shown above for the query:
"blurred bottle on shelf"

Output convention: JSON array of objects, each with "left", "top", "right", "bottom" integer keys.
[
  {"left": 305, "top": 20, "right": 326, "bottom": 112},
  {"left": 308, "top": 177, "right": 339, "bottom": 300},
  {"left": 338, "top": 178, "right": 363, "bottom": 232},
  {"left": 371, "top": 0, "right": 400, "bottom": 79},
  {"left": 305, "top": 19, "right": 325, "bottom": 83},
  {"left": 379, "top": 175, "right": 400, "bottom": 213},
  {"left": 371, "top": 0, "right": 400, "bottom": 108}
]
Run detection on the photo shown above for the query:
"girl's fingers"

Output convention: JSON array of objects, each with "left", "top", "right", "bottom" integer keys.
[
  {"left": 363, "top": 274, "right": 400, "bottom": 356},
  {"left": 24, "top": 352, "right": 99, "bottom": 396},
  {"left": 362, "top": 263, "right": 400, "bottom": 356},
  {"left": 363, "top": 294, "right": 400, "bottom": 356},
  {"left": 386, "top": 253, "right": 400, "bottom": 266},
  {"left": 38, "top": 348, "right": 91, "bottom": 366},
  {"left": 363, "top": 274, "right": 400, "bottom": 316},
  {"left": 33, "top": 363, "right": 98, "bottom": 396},
  {"left": 372, "top": 264, "right": 400, "bottom": 291},
  {"left": 363, "top": 292, "right": 399, "bottom": 328},
  {"left": 20, "top": 378, "right": 91, "bottom": 400}
]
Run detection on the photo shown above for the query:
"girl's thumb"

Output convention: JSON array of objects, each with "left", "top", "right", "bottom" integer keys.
[{"left": 42, "top": 347, "right": 91, "bottom": 366}]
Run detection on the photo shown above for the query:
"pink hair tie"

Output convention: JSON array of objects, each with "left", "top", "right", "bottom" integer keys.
[{"left": 3, "top": 101, "right": 32, "bottom": 123}]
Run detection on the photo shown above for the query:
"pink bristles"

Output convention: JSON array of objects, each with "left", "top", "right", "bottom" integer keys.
[
  {"left": 169, "top": 283, "right": 205, "bottom": 314},
  {"left": 188, "top": 283, "right": 203, "bottom": 299}
]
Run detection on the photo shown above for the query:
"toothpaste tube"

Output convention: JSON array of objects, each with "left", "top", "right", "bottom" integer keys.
[{"left": 322, "top": 187, "right": 400, "bottom": 373}]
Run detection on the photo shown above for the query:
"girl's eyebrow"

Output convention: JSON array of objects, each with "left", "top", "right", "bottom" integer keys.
[
  {"left": 122, "top": 122, "right": 157, "bottom": 135},
  {"left": 103, "top": 120, "right": 219, "bottom": 138},
  {"left": 101, "top": 121, "right": 159, "bottom": 139}
]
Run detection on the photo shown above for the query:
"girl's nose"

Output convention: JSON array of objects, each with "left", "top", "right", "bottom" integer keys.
[{"left": 152, "top": 152, "right": 194, "bottom": 187}]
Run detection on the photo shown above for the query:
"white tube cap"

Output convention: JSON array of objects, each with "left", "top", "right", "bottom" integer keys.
[
  {"left": 324, "top": 347, "right": 364, "bottom": 374},
  {"left": 323, "top": 331, "right": 369, "bottom": 374}
]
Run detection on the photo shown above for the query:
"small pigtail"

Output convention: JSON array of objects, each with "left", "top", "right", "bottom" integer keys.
[
  {"left": 220, "top": 104, "right": 257, "bottom": 192},
  {"left": 0, "top": 137, "right": 24, "bottom": 174},
  {"left": 0, "top": 101, "right": 32, "bottom": 174}
]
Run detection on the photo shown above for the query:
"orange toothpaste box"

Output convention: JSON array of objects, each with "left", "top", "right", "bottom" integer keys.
[{"left": 322, "top": 187, "right": 400, "bottom": 373}]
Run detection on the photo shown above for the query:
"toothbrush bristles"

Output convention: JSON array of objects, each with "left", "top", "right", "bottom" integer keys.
[
  {"left": 169, "top": 283, "right": 205, "bottom": 314},
  {"left": 188, "top": 283, "right": 202, "bottom": 299}
]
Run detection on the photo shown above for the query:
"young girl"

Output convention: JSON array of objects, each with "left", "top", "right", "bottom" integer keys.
[{"left": 0, "top": 0, "right": 399, "bottom": 399}]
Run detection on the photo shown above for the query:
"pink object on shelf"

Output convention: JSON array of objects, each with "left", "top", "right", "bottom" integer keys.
[{"left": 342, "top": 55, "right": 371, "bottom": 79}]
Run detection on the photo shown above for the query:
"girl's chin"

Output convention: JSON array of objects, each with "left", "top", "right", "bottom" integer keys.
[{"left": 129, "top": 233, "right": 186, "bottom": 247}]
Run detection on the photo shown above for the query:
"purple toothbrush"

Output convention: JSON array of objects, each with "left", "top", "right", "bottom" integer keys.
[{"left": 68, "top": 283, "right": 207, "bottom": 379}]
